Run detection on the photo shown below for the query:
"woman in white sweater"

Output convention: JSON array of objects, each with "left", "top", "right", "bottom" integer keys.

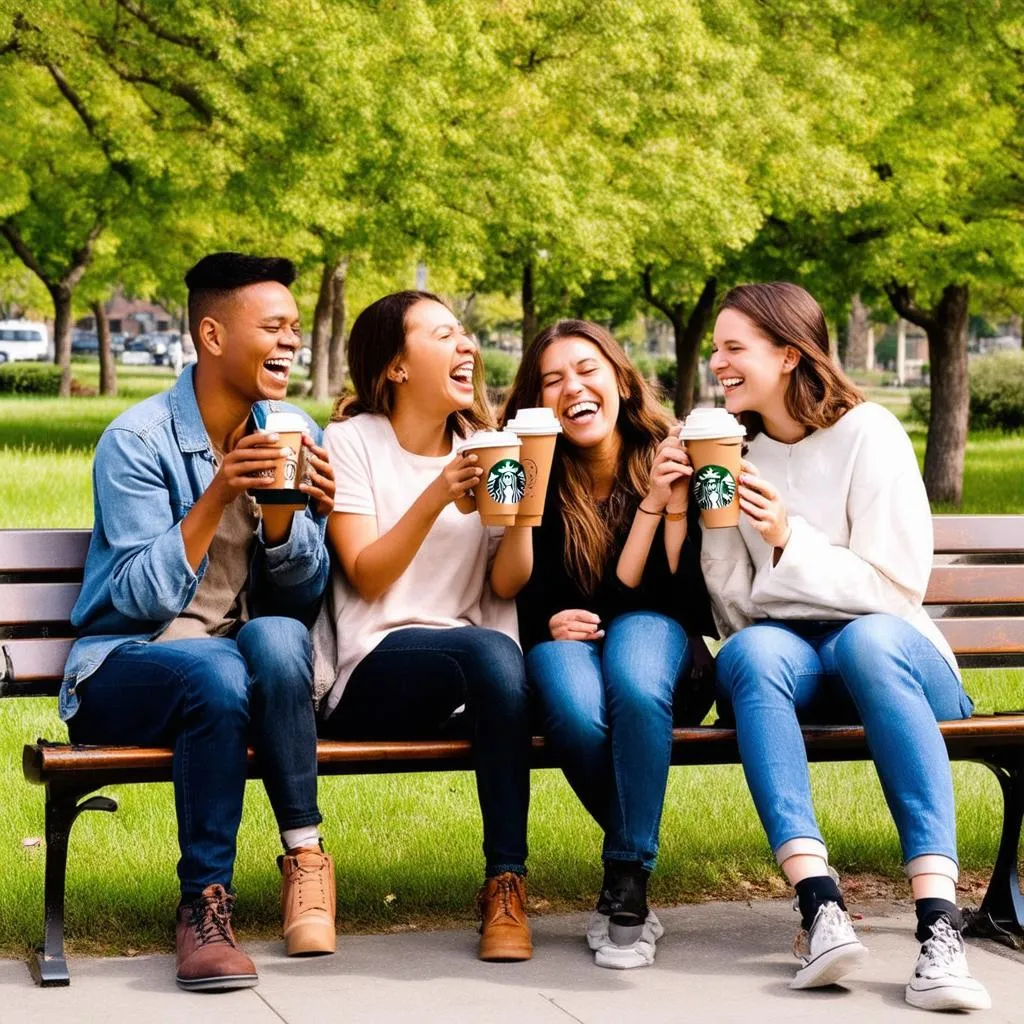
[{"left": 703, "top": 283, "right": 989, "bottom": 1012}]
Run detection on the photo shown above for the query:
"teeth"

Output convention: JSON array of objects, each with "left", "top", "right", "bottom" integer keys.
[
  {"left": 566, "top": 401, "right": 599, "bottom": 419},
  {"left": 451, "top": 364, "right": 474, "bottom": 383},
  {"left": 720, "top": 378, "right": 743, "bottom": 387}
]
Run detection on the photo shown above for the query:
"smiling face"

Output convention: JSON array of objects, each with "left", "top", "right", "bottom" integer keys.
[
  {"left": 390, "top": 299, "right": 479, "bottom": 418},
  {"left": 197, "top": 280, "right": 301, "bottom": 403},
  {"left": 538, "top": 336, "right": 622, "bottom": 450},
  {"left": 709, "top": 307, "right": 797, "bottom": 419}
]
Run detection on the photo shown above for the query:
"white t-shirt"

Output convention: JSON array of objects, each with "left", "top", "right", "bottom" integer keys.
[
  {"left": 320, "top": 414, "right": 519, "bottom": 714},
  {"left": 700, "top": 401, "right": 959, "bottom": 677}
]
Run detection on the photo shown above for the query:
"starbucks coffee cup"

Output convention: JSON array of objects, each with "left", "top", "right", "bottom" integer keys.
[
  {"left": 247, "top": 409, "right": 309, "bottom": 511},
  {"left": 505, "top": 408, "right": 562, "bottom": 526},
  {"left": 679, "top": 409, "right": 745, "bottom": 528},
  {"left": 454, "top": 430, "right": 524, "bottom": 527}
]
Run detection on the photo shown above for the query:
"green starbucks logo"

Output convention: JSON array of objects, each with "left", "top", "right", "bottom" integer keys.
[
  {"left": 487, "top": 459, "right": 526, "bottom": 505},
  {"left": 693, "top": 464, "right": 737, "bottom": 510}
]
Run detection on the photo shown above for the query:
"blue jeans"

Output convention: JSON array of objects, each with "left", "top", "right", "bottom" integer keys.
[
  {"left": 526, "top": 612, "right": 691, "bottom": 872},
  {"left": 714, "top": 614, "right": 974, "bottom": 871},
  {"left": 67, "top": 617, "right": 321, "bottom": 901},
  {"left": 322, "top": 626, "right": 531, "bottom": 877}
]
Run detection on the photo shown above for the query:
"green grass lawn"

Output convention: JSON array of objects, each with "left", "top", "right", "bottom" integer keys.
[{"left": 0, "top": 370, "right": 1021, "bottom": 957}]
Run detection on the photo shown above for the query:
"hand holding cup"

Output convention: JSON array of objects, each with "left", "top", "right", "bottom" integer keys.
[
  {"left": 646, "top": 428, "right": 692, "bottom": 513},
  {"left": 737, "top": 459, "right": 790, "bottom": 549}
]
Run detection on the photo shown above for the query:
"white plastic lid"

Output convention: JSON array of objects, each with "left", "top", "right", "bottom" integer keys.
[
  {"left": 259, "top": 411, "right": 308, "bottom": 434},
  {"left": 679, "top": 408, "right": 746, "bottom": 441},
  {"left": 505, "top": 407, "right": 562, "bottom": 436},
  {"left": 455, "top": 430, "right": 522, "bottom": 453}
]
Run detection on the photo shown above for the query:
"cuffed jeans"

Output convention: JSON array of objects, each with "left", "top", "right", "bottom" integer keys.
[
  {"left": 715, "top": 614, "right": 974, "bottom": 877},
  {"left": 321, "top": 626, "right": 531, "bottom": 877},
  {"left": 67, "top": 617, "right": 322, "bottom": 901},
  {"left": 526, "top": 611, "right": 691, "bottom": 872}
]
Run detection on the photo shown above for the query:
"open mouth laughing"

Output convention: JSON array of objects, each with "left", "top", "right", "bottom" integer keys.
[
  {"left": 563, "top": 400, "right": 600, "bottom": 424},
  {"left": 450, "top": 361, "right": 475, "bottom": 389},
  {"left": 263, "top": 355, "right": 292, "bottom": 384}
]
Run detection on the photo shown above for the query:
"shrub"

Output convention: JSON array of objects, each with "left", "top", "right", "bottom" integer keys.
[
  {"left": 970, "top": 351, "right": 1024, "bottom": 430},
  {"left": 0, "top": 363, "right": 63, "bottom": 395},
  {"left": 655, "top": 357, "right": 678, "bottom": 396},
  {"left": 632, "top": 354, "right": 654, "bottom": 381},
  {"left": 481, "top": 348, "right": 518, "bottom": 389},
  {"left": 908, "top": 389, "right": 930, "bottom": 423}
]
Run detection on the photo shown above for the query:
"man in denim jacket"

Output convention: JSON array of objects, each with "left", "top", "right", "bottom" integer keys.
[{"left": 63, "top": 253, "right": 336, "bottom": 990}]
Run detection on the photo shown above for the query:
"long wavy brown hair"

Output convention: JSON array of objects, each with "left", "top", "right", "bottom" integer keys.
[
  {"left": 503, "top": 319, "right": 671, "bottom": 595},
  {"left": 719, "top": 283, "right": 863, "bottom": 438},
  {"left": 331, "top": 290, "right": 494, "bottom": 436}
]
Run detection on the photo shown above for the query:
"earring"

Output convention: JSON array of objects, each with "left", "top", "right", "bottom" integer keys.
[{"left": 399, "top": 371, "right": 408, "bottom": 383}]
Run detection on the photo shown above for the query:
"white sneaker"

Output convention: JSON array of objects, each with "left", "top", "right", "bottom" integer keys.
[
  {"left": 790, "top": 902, "right": 868, "bottom": 989},
  {"left": 586, "top": 909, "right": 665, "bottom": 969},
  {"left": 905, "top": 916, "right": 992, "bottom": 1011}
]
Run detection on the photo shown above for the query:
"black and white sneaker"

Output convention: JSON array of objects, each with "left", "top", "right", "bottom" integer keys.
[
  {"left": 905, "top": 916, "right": 991, "bottom": 1011},
  {"left": 790, "top": 901, "right": 868, "bottom": 989}
]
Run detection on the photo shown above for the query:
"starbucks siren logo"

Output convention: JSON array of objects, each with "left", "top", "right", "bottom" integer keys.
[
  {"left": 487, "top": 458, "right": 526, "bottom": 505},
  {"left": 693, "top": 464, "right": 737, "bottom": 510}
]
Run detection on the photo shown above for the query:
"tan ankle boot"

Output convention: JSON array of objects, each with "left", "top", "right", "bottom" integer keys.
[
  {"left": 279, "top": 846, "right": 336, "bottom": 956},
  {"left": 477, "top": 871, "right": 532, "bottom": 961}
]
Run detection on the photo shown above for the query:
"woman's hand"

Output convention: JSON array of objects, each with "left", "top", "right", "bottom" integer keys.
[
  {"left": 429, "top": 453, "right": 482, "bottom": 509},
  {"left": 299, "top": 436, "right": 336, "bottom": 518},
  {"left": 644, "top": 430, "right": 693, "bottom": 513},
  {"left": 549, "top": 609, "right": 605, "bottom": 641},
  {"left": 738, "top": 459, "right": 791, "bottom": 550}
]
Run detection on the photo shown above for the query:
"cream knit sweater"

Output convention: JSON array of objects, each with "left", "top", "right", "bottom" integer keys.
[{"left": 699, "top": 401, "right": 959, "bottom": 677}]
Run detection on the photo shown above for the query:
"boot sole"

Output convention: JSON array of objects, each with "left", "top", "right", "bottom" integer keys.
[
  {"left": 176, "top": 973, "right": 259, "bottom": 992},
  {"left": 284, "top": 920, "right": 337, "bottom": 956},
  {"left": 479, "top": 942, "right": 533, "bottom": 962},
  {"left": 791, "top": 941, "right": 868, "bottom": 989}
]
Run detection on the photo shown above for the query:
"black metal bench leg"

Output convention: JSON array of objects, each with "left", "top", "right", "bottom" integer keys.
[
  {"left": 963, "top": 753, "right": 1024, "bottom": 947},
  {"left": 29, "top": 785, "right": 118, "bottom": 987}
]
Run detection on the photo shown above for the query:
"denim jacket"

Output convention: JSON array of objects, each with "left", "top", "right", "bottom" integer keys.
[{"left": 61, "top": 366, "right": 330, "bottom": 721}]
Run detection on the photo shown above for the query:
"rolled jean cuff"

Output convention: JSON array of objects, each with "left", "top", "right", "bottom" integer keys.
[
  {"left": 486, "top": 862, "right": 527, "bottom": 878},
  {"left": 275, "top": 810, "right": 324, "bottom": 832},
  {"left": 904, "top": 854, "right": 959, "bottom": 882},
  {"left": 774, "top": 837, "right": 829, "bottom": 867}
]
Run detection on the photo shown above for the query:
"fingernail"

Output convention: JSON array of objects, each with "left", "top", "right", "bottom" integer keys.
[{"left": 268, "top": 433, "right": 279, "bottom": 441}]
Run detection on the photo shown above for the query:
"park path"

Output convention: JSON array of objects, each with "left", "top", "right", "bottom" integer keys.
[{"left": 2, "top": 899, "right": 1021, "bottom": 1023}]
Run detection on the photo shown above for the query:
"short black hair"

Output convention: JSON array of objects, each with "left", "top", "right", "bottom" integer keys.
[{"left": 185, "top": 252, "right": 296, "bottom": 334}]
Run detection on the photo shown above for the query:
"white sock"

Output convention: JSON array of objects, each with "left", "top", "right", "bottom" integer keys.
[{"left": 281, "top": 825, "right": 321, "bottom": 853}]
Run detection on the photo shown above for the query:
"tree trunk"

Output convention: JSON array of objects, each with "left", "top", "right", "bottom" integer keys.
[
  {"left": 327, "top": 258, "right": 348, "bottom": 397},
  {"left": 521, "top": 258, "right": 537, "bottom": 349},
  {"left": 845, "top": 294, "right": 871, "bottom": 372},
  {"left": 922, "top": 284, "right": 970, "bottom": 506},
  {"left": 673, "top": 277, "right": 717, "bottom": 419},
  {"left": 50, "top": 285, "right": 73, "bottom": 398},
  {"left": 93, "top": 299, "right": 116, "bottom": 396},
  {"left": 309, "top": 261, "right": 333, "bottom": 402}
]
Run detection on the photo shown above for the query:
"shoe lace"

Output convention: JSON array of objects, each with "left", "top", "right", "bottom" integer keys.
[
  {"left": 812, "top": 903, "right": 851, "bottom": 947},
  {"left": 921, "top": 918, "right": 961, "bottom": 969},
  {"left": 188, "top": 889, "right": 237, "bottom": 948},
  {"left": 292, "top": 854, "right": 329, "bottom": 912},
  {"left": 480, "top": 874, "right": 521, "bottom": 921}
]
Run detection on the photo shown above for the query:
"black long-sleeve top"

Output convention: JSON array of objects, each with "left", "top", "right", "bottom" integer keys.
[{"left": 516, "top": 487, "right": 717, "bottom": 654}]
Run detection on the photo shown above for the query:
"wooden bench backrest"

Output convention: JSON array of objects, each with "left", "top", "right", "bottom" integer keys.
[{"left": 2, "top": 517, "right": 1023, "bottom": 699}]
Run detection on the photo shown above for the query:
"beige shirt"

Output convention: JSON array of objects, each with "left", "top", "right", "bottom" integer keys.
[
  {"left": 320, "top": 414, "right": 518, "bottom": 715},
  {"left": 700, "top": 401, "right": 959, "bottom": 677},
  {"left": 159, "top": 446, "right": 259, "bottom": 642}
]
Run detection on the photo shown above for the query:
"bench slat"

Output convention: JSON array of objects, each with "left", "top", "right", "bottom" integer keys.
[
  {"left": 1, "top": 638, "right": 73, "bottom": 682},
  {"left": 936, "top": 616, "right": 1024, "bottom": 654},
  {"left": 0, "top": 530, "right": 90, "bottom": 573},
  {"left": 23, "top": 716, "right": 1024, "bottom": 786},
  {"left": 924, "top": 565, "right": 1024, "bottom": 605},
  {"left": 0, "top": 583, "right": 79, "bottom": 625},
  {"left": 933, "top": 515, "right": 1024, "bottom": 554}
]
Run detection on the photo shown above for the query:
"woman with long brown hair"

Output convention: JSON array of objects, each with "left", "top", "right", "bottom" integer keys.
[
  {"left": 504, "top": 319, "right": 715, "bottom": 969},
  {"left": 705, "top": 282, "right": 990, "bottom": 1010},
  {"left": 318, "top": 291, "right": 535, "bottom": 962}
]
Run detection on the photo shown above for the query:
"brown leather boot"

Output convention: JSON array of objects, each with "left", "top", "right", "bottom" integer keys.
[
  {"left": 279, "top": 846, "right": 336, "bottom": 956},
  {"left": 477, "top": 871, "right": 532, "bottom": 961},
  {"left": 175, "top": 884, "right": 258, "bottom": 990}
]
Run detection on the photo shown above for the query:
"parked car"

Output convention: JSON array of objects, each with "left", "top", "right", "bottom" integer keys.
[
  {"left": 121, "top": 333, "right": 179, "bottom": 366},
  {"left": 0, "top": 320, "right": 48, "bottom": 363}
]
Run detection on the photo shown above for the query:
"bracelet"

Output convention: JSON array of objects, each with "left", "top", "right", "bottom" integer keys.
[
  {"left": 664, "top": 508, "right": 686, "bottom": 521},
  {"left": 637, "top": 504, "right": 663, "bottom": 517}
]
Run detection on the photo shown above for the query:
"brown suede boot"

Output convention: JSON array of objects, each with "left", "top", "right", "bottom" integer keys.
[
  {"left": 477, "top": 871, "right": 532, "bottom": 961},
  {"left": 175, "top": 884, "right": 258, "bottom": 991},
  {"left": 279, "top": 846, "right": 337, "bottom": 956}
]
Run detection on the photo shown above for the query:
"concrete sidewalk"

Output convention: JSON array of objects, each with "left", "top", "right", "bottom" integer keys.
[{"left": 2, "top": 899, "right": 1021, "bottom": 1023}]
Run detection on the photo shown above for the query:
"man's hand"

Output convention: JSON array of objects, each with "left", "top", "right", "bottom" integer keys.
[
  {"left": 549, "top": 609, "right": 604, "bottom": 641},
  {"left": 209, "top": 433, "right": 285, "bottom": 507},
  {"left": 299, "top": 435, "right": 336, "bottom": 518}
]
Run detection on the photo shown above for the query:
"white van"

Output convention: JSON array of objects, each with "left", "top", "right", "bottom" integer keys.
[{"left": 0, "top": 320, "right": 49, "bottom": 363}]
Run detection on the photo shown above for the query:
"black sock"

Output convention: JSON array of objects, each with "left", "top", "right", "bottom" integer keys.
[
  {"left": 795, "top": 875, "right": 846, "bottom": 931},
  {"left": 915, "top": 898, "right": 961, "bottom": 942}
]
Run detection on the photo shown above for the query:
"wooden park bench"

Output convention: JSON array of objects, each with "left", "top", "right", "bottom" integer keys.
[{"left": 2, "top": 517, "right": 1023, "bottom": 986}]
